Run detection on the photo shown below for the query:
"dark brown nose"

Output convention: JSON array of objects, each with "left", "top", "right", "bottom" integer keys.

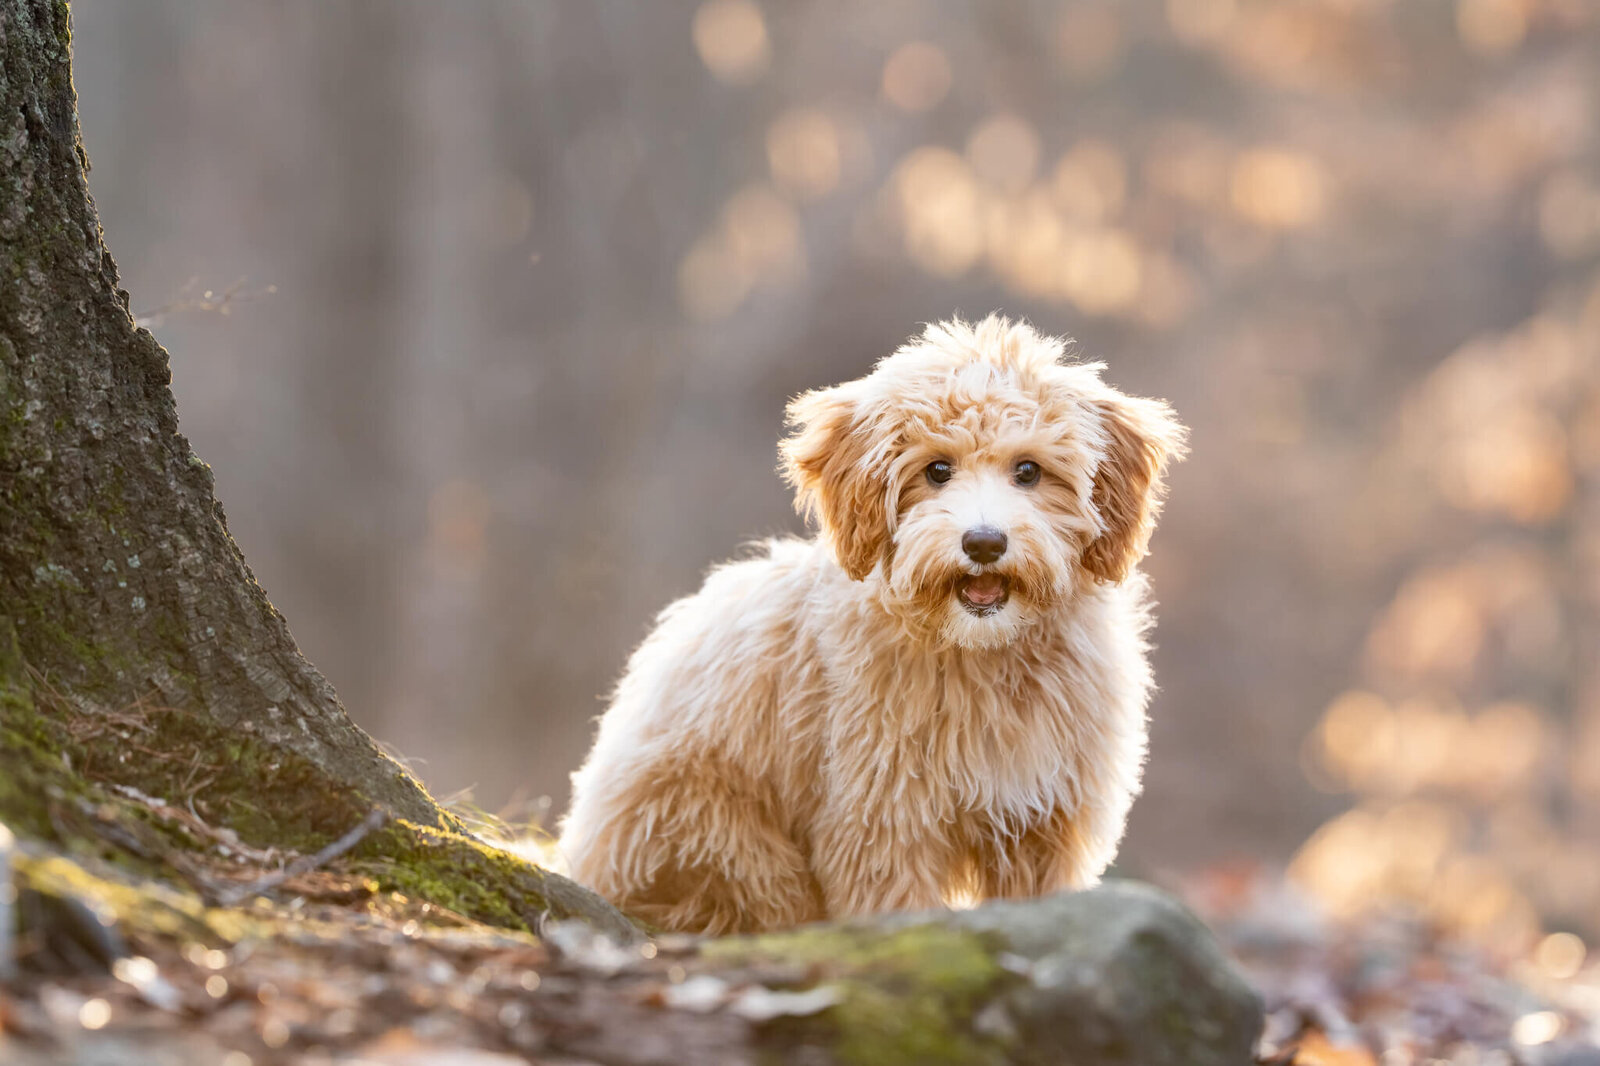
[{"left": 961, "top": 526, "right": 1008, "bottom": 564}]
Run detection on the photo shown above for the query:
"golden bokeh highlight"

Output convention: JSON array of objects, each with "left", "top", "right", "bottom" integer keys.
[
  {"left": 887, "top": 128, "right": 1162, "bottom": 322},
  {"left": 1051, "top": 140, "right": 1127, "bottom": 224},
  {"left": 678, "top": 183, "right": 804, "bottom": 320},
  {"left": 1534, "top": 931, "right": 1587, "bottom": 981},
  {"left": 1408, "top": 319, "right": 1581, "bottom": 524},
  {"left": 1229, "top": 147, "right": 1328, "bottom": 229},
  {"left": 1217, "top": 5, "right": 1364, "bottom": 93},
  {"left": 1457, "top": 0, "right": 1528, "bottom": 57},
  {"left": 722, "top": 184, "right": 804, "bottom": 278},
  {"left": 966, "top": 114, "right": 1042, "bottom": 195},
  {"left": 1363, "top": 570, "right": 1485, "bottom": 685},
  {"left": 983, "top": 189, "right": 1068, "bottom": 299},
  {"left": 1361, "top": 543, "right": 1562, "bottom": 689},
  {"left": 692, "top": 0, "right": 771, "bottom": 85},
  {"left": 766, "top": 108, "right": 841, "bottom": 201},
  {"left": 881, "top": 41, "right": 952, "bottom": 112},
  {"left": 1059, "top": 227, "right": 1143, "bottom": 315},
  {"left": 890, "top": 146, "right": 985, "bottom": 277},
  {"left": 1291, "top": 800, "right": 1541, "bottom": 952},
  {"left": 1313, "top": 691, "right": 1546, "bottom": 800},
  {"left": 1288, "top": 294, "right": 1600, "bottom": 960},
  {"left": 1437, "top": 407, "right": 1571, "bottom": 523}
]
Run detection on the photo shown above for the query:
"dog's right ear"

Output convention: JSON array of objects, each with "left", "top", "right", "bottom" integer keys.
[{"left": 780, "top": 383, "right": 891, "bottom": 581}]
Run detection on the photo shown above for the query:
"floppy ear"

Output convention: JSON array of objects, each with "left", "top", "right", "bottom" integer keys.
[
  {"left": 780, "top": 383, "right": 892, "bottom": 581},
  {"left": 1081, "top": 391, "right": 1188, "bottom": 584}
]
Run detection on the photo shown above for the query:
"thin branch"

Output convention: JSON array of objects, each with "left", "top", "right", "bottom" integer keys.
[
  {"left": 132, "top": 276, "right": 278, "bottom": 329},
  {"left": 212, "top": 808, "right": 388, "bottom": 907}
]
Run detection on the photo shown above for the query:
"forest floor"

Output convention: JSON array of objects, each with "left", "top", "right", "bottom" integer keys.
[
  {"left": 1187, "top": 865, "right": 1600, "bottom": 1066},
  {"left": 0, "top": 684, "right": 1595, "bottom": 1065},
  {"left": 2, "top": 824, "right": 1599, "bottom": 1066}
]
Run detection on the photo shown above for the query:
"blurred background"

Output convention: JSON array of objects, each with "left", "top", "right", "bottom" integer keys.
[{"left": 71, "top": 0, "right": 1600, "bottom": 951}]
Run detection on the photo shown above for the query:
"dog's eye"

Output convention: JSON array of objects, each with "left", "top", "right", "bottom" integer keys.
[
  {"left": 1014, "top": 460, "right": 1042, "bottom": 486},
  {"left": 925, "top": 460, "right": 954, "bottom": 485}
]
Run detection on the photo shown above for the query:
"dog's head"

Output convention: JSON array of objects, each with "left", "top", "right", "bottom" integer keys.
[{"left": 781, "top": 315, "right": 1187, "bottom": 648}]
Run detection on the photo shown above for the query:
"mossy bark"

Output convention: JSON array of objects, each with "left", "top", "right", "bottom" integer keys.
[{"left": 0, "top": 0, "right": 630, "bottom": 939}]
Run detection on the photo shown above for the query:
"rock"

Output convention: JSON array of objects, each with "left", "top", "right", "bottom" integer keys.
[
  {"left": 945, "top": 881, "right": 1264, "bottom": 1066},
  {"left": 723, "top": 880, "right": 1263, "bottom": 1066}
]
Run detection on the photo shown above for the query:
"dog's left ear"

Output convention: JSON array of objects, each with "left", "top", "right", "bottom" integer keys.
[
  {"left": 1082, "top": 391, "right": 1188, "bottom": 584},
  {"left": 780, "top": 382, "right": 892, "bottom": 581}
]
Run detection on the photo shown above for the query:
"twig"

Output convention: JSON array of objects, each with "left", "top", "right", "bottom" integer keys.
[
  {"left": 132, "top": 276, "right": 277, "bottom": 329},
  {"left": 212, "top": 808, "right": 387, "bottom": 907}
]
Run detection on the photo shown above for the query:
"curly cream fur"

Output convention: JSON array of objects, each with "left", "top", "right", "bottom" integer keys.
[{"left": 558, "top": 315, "right": 1187, "bottom": 934}]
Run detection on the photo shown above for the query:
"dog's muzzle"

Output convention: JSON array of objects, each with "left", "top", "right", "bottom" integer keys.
[{"left": 957, "top": 573, "right": 1009, "bottom": 614}]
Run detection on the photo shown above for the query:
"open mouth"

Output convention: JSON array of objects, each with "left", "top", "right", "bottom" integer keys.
[{"left": 956, "top": 573, "right": 1010, "bottom": 615}]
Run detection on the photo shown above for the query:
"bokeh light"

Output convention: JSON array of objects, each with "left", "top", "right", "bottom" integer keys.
[
  {"left": 766, "top": 108, "right": 842, "bottom": 201},
  {"left": 1229, "top": 147, "right": 1328, "bottom": 230},
  {"left": 965, "top": 114, "right": 1042, "bottom": 196},
  {"left": 692, "top": 0, "right": 771, "bottom": 84},
  {"left": 881, "top": 41, "right": 951, "bottom": 112}
]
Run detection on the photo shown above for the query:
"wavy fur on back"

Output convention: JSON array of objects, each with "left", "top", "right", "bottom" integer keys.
[{"left": 558, "top": 315, "right": 1187, "bottom": 934}]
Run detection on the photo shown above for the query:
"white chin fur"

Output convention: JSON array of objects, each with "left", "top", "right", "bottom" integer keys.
[{"left": 940, "top": 595, "right": 1034, "bottom": 649}]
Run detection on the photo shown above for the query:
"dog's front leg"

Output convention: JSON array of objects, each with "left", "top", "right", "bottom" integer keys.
[
  {"left": 807, "top": 808, "right": 957, "bottom": 919},
  {"left": 978, "top": 806, "right": 1102, "bottom": 899}
]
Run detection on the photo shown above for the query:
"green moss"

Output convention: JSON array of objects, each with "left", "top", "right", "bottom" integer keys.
[
  {"left": 0, "top": 650, "right": 624, "bottom": 938},
  {"left": 0, "top": 642, "right": 69, "bottom": 843},
  {"left": 710, "top": 922, "right": 1010, "bottom": 1066},
  {"left": 18, "top": 616, "right": 131, "bottom": 684},
  {"left": 352, "top": 821, "right": 565, "bottom": 934},
  {"left": 15, "top": 851, "right": 252, "bottom": 947}
]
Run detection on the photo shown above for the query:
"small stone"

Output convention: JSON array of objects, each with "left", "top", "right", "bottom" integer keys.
[
  {"left": 730, "top": 984, "right": 843, "bottom": 1022},
  {"left": 660, "top": 974, "right": 730, "bottom": 1013}
]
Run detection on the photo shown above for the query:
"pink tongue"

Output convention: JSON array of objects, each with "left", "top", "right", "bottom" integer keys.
[{"left": 963, "top": 574, "right": 1005, "bottom": 606}]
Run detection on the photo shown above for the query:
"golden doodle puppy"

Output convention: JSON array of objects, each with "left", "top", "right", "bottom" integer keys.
[{"left": 559, "top": 315, "right": 1187, "bottom": 934}]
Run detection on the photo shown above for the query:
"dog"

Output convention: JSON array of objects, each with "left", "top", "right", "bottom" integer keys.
[{"left": 558, "top": 315, "right": 1186, "bottom": 934}]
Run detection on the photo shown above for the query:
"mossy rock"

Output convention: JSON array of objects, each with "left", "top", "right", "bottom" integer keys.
[{"left": 712, "top": 883, "right": 1263, "bottom": 1066}]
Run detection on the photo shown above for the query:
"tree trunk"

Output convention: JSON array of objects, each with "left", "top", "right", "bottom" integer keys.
[
  {"left": 0, "top": 0, "right": 435, "bottom": 827},
  {"left": 0, "top": 0, "right": 630, "bottom": 937},
  {"left": 0, "top": 5, "right": 1261, "bottom": 1062}
]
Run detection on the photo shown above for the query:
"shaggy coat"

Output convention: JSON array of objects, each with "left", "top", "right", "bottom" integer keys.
[{"left": 558, "top": 316, "right": 1187, "bottom": 934}]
